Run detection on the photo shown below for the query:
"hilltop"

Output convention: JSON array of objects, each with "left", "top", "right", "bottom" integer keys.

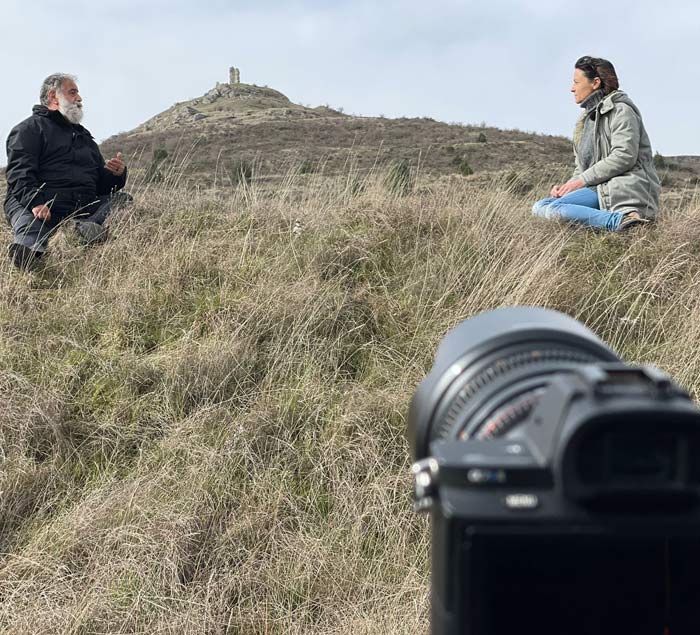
[{"left": 101, "top": 75, "right": 576, "bottom": 183}]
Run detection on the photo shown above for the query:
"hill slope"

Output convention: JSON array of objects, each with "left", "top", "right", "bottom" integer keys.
[
  {"left": 2, "top": 169, "right": 700, "bottom": 632},
  {"left": 101, "top": 80, "right": 575, "bottom": 183}
]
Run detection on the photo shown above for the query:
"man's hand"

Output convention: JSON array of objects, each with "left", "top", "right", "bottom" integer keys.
[
  {"left": 551, "top": 178, "right": 585, "bottom": 198},
  {"left": 32, "top": 204, "right": 51, "bottom": 220},
  {"left": 105, "top": 151, "right": 126, "bottom": 176}
]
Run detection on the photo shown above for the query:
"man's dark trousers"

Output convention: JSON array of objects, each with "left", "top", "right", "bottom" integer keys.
[{"left": 4, "top": 191, "right": 131, "bottom": 254}]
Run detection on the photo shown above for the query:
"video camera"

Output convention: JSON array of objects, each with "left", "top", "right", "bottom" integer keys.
[{"left": 408, "top": 306, "right": 700, "bottom": 634}]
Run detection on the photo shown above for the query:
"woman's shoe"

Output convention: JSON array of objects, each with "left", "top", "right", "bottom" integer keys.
[{"left": 617, "top": 211, "right": 650, "bottom": 232}]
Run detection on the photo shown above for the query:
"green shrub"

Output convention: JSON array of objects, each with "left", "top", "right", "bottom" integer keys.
[
  {"left": 145, "top": 147, "right": 168, "bottom": 183},
  {"left": 452, "top": 156, "right": 473, "bottom": 176},
  {"left": 299, "top": 159, "right": 317, "bottom": 175},
  {"left": 384, "top": 159, "right": 412, "bottom": 195},
  {"left": 231, "top": 158, "right": 255, "bottom": 186},
  {"left": 502, "top": 171, "right": 533, "bottom": 195},
  {"left": 345, "top": 176, "right": 366, "bottom": 197},
  {"left": 477, "top": 132, "right": 487, "bottom": 143},
  {"left": 653, "top": 152, "right": 666, "bottom": 170}
]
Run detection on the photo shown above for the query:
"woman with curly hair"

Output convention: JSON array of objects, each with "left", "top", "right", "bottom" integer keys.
[{"left": 532, "top": 56, "right": 661, "bottom": 231}]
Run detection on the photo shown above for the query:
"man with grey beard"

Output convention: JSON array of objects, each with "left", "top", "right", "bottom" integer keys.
[{"left": 4, "top": 73, "right": 130, "bottom": 270}]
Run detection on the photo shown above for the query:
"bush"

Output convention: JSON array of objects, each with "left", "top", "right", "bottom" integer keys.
[
  {"left": 299, "top": 159, "right": 317, "bottom": 175},
  {"left": 145, "top": 147, "right": 168, "bottom": 183},
  {"left": 653, "top": 152, "right": 666, "bottom": 170},
  {"left": 452, "top": 156, "right": 473, "bottom": 176},
  {"left": 502, "top": 170, "right": 534, "bottom": 195},
  {"left": 477, "top": 132, "right": 487, "bottom": 143},
  {"left": 230, "top": 158, "right": 255, "bottom": 186},
  {"left": 384, "top": 159, "right": 413, "bottom": 195}
]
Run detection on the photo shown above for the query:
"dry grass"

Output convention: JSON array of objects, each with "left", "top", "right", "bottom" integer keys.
[{"left": 1, "top": 169, "right": 700, "bottom": 634}]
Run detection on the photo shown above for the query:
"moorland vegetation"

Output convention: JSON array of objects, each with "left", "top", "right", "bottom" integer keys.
[{"left": 2, "top": 84, "right": 700, "bottom": 632}]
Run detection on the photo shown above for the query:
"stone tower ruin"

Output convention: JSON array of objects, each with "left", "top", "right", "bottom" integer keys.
[{"left": 229, "top": 67, "right": 241, "bottom": 84}]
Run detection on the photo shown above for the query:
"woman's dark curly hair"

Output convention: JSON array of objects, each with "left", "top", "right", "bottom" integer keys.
[{"left": 575, "top": 56, "right": 619, "bottom": 95}]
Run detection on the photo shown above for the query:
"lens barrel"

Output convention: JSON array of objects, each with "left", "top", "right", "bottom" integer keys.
[{"left": 408, "top": 306, "right": 620, "bottom": 461}]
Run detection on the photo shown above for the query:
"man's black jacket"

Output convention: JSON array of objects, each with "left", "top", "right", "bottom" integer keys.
[{"left": 4, "top": 106, "right": 127, "bottom": 210}]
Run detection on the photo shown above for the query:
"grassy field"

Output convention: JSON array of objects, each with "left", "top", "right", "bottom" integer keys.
[{"left": 1, "top": 166, "right": 700, "bottom": 634}]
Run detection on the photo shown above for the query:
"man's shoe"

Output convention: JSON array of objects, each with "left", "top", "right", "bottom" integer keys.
[
  {"left": 8, "top": 244, "right": 42, "bottom": 271},
  {"left": 113, "top": 191, "right": 134, "bottom": 207},
  {"left": 74, "top": 221, "right": 109, "bottom": 245},
  {"left": 617, "top": 211, "right": 650, "bottom": 232}
]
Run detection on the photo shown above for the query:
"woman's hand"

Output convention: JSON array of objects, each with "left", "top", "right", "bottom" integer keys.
[{"left": 551, "top": 178, "right": 585, "bottom": 198}]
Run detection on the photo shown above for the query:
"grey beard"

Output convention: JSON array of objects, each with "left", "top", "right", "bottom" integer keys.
[{"left": 58, "top": 97, "right": 84, "bottom": 124}]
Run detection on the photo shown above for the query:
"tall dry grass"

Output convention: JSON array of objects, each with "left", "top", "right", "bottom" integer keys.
[{"left": 1, "top": 168, "right": 700, "bottom": 633}]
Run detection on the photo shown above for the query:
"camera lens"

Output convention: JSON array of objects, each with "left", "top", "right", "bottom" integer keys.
[{"left": 408, "top": 306, "right": 619, "bottom": 460}]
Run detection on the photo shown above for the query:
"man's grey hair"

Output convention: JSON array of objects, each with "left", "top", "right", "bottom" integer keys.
[{"left": 39, "top": 73, "right": 78, "bottom": 106}]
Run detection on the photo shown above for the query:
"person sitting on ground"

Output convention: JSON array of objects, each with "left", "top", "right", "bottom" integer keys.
[
  {"left": 4, "top": 72, "right": 131, "bottom": 270},
  {"left": 532, "top": 56, "right": 661, "bottom": 232}
]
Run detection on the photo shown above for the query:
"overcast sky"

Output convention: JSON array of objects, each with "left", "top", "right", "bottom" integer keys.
[{"left": 2, "top": 0, "right": 699, "bottom": 166}]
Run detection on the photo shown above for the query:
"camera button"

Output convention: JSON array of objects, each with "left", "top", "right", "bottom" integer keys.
[{"left": 503, "top": 494, "right": 540, "bottom": 510}]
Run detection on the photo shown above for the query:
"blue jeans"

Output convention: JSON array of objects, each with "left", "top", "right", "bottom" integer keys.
[{"left": 532, "top": 188, "right": 623, "bottom": 232}]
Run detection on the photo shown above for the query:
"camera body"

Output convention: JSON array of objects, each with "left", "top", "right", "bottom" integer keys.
[{"left": 409, "top": 307, "right": 700, "bottom": 634}]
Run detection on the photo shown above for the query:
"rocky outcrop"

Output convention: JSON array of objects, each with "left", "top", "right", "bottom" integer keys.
[
  {"left": 193, "top": 82, "right": 291, "bottom": 107},
  {"left": 174, "top": 106, "right": 207, "bottom": 123},
  {"left": 139, "top": 104, "right": 207, "bottom": 131},
  {"left": 136, "top": 82, "right": 295, "bottom": 132}
]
